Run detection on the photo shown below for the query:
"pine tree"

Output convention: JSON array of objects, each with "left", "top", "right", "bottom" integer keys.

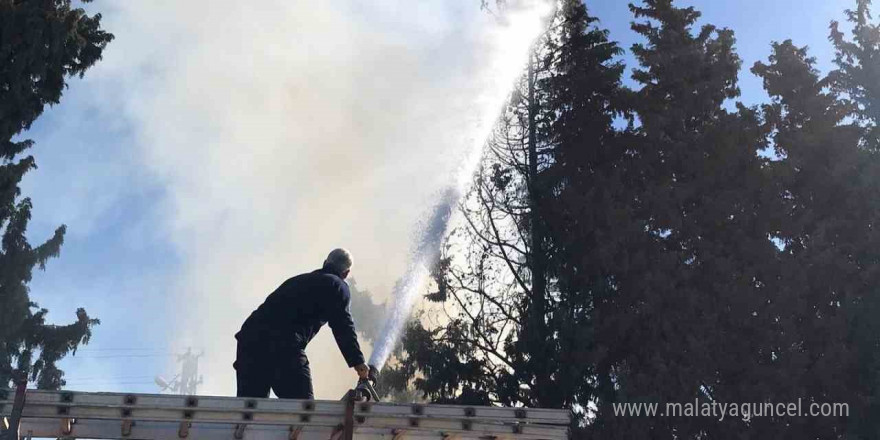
[
  {"left": 831, "top": 0, "right": 880, "bottom": 152},
  {"left": 524, "top": 0, "right": 627, "bottom": 413},
  {"left": 392, "top": 0, "right": 627, "bottom": 416},
  {"left": 585, "top": 1, "right": 781, "bottom": 437},
  {"left": 829, "top": 2, "right": 880, "bottom": 434},
  {"left": 388, "top": 1, "right": 879, "bottom": 438},
  {"left": 0, "top": 0, "right": 112, "bottom": 390},
  {"left": 752, "top": 37, "right": 876, "bottom": 439},
  {"left": 746, "top": 1, "right": 880, "bottom": 435}
]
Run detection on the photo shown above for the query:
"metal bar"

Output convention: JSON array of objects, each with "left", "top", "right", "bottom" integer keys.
[
  {"left": 0, "top": 378, "right": 27, "bottom": 440},
  {"left": 289, "top": 425, "right": 303, "bottom": 440},
  {"left": 5, "top": 388, "right": 570, "bottom": 440},
  {"left": 16, "top": 412, "right": 568, "bottom": 438},
  {"left": 60, "top": 418, "right": 73, "bottom": 436},
  {"left": 12, "top": 390, "right": 570, "bottom": 424},
  {"left": 234, "top": 423, "right": 247, "bottom": 439},
  {"left": 16, "top": 412, "right": 567, "bottom": 438},
  {"left": 342, "top": 391, "right": 355, "bottom": 440},
  {"left": 21, "top": 419, "right": 551, "bottom": 440},
  {"left": 18, "top": 407, "right": 569, "bottom": 431},
  {"left": 329, "top": 425, "right": 344, "bottom": 440}
]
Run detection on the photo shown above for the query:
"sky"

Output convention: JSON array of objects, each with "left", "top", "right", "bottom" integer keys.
[{"left": 18, "top": 0, "right": 855, "bottom": 398}]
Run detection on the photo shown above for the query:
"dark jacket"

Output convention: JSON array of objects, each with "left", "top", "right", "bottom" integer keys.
[{"left": 235, "top": 268, "right": 365, "bottom": 368}]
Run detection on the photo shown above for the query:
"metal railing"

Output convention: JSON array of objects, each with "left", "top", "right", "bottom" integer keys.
[{"left": 0, "top": 384, "right": 569, "bottom": 440}]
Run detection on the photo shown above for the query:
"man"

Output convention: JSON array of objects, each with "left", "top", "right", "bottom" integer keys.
[{"left": 234, "top": 248, "right": 370, "bottom": 399}]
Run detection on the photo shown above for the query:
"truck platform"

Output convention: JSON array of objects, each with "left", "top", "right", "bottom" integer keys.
[{"left": 0, "top": 385, "right": 569, "bottom": 440}]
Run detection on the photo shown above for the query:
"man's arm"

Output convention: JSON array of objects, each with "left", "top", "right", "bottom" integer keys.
[{"left": 327, "top": 282, "right": 367, "bottom": 369}]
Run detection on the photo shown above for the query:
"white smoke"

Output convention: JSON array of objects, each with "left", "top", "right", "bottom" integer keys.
[{"left": 95, "top": 0, "right": 551, "bottom": 398}]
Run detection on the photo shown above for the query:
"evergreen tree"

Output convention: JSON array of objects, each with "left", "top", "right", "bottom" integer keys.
[
  {"left": 831, "top": 0, "right": 880, "bottom": 152},
  {"left": 752, "top": 40, "right": 865, "bottom": 438},
  {"left": 526, "top": 0, "right": 627, "bottom": 414},
  {"left": 584, "top": 1, "right": 780, "bottom": 437},
  {"left": 0, "top": 0, "right": 112, "bottom": 389},
  {"left": 392, "top": 0, "right": 627, "bottom": 416},
  {"left": 748, "top": 2, "right": 880, "bottom": 435},
  {"left": 387, "top": 1, "right": 880, "bottom": 438},
  {"left": 829, "top": 2, "right": 880, "bottom": 433}
]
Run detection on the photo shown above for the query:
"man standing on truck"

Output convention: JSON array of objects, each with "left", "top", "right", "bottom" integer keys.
[{"left": 233, "top": 248, "right": 370, "bottom": 399}]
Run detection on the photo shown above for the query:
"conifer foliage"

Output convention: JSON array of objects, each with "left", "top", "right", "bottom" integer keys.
[
  {"left": 387, "top": 1, "right": 880, "bottom": 438},
  {"left": 0, "top": 0, "right": 112, "bottom": 390}
]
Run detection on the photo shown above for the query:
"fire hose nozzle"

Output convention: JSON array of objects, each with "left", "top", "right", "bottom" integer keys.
[
  {"left": 354, "top": 378, "right": 380, "bottom": 402},
  {"left": 351, "top": 365, "right": 380, "bottom": 402}
]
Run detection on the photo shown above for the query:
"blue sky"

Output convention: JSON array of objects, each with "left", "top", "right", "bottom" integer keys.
[
  {"left": 589, "top": 0, "right": 848, "bottom": 104},
  {"left": 22, "top": 66, "right": 182, "bottom": 391},
  {"left": 17, "top": 0, "right": 856, "bottom": 396}
]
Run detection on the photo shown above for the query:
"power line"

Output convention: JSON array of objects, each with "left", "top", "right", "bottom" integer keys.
[
  {"left": 75, "top": 348, "right": 171, "bottom": 351},
  {"left": 75, "top": 347, "right": 199, "bottom": 352},
  {"left": 65, "top": 354, "right": 178, "bottom": 359},
  {"left": 63, "top": 376, "right": 154, "bottom": 382},
  {"left": 75, "top": 347, "right": 205, "bottom": 352}
]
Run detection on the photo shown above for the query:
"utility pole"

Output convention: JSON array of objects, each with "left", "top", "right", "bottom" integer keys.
[
  {"left": 155, "top": 348, "right": 203, "bottom": 395},
  {"left": 177, "top": 347, "right": 203, "bottom": 395}
]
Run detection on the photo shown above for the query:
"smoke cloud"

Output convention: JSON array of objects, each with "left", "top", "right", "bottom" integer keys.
[{"left": 93, "top": 0, "right": 550, "bottom": 398}]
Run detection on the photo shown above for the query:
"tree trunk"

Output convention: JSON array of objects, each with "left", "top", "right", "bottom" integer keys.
[{"left": 526, "top": 52, "right": 549, "bottom": 406}]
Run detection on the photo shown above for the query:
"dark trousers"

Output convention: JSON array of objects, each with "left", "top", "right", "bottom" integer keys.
[{"left": 234, "top": 339, "right": 314, "bottom": 399}]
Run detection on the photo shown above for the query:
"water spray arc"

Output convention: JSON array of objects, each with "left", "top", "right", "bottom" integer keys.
[
  {"left": 369, "top": 188, "right": 458, "bottom": 370},
  {"left": 368, "top": 2, "right": 555, "bottom": 374}
]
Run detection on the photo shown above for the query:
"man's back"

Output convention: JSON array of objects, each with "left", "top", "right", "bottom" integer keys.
[
  {"left": 235, "top": 269, "right": 363, "bottom": 367},
  {"left": 233, "top": 250, "right": 369, "bottom": 400}
]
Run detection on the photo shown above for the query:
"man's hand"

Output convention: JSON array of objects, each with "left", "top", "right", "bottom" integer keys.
[
  {"left": 368, "top": 364, "right": 379, "bottom": 383},
  {"left": 354, "top": 363, "right": 370, "bottom": 380}
]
